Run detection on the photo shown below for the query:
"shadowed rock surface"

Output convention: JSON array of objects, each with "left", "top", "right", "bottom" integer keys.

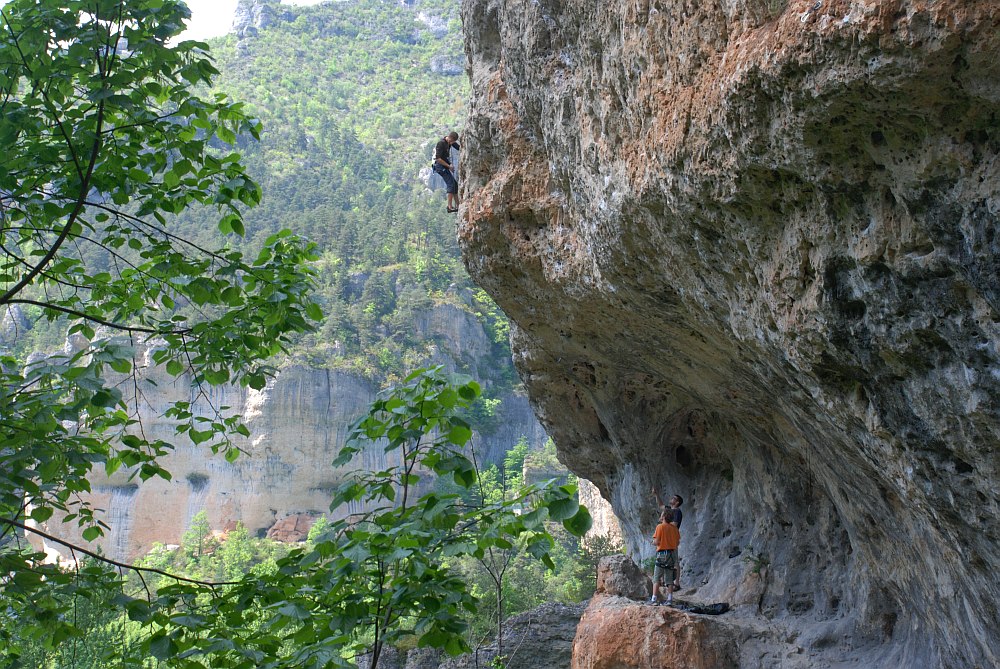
[
  {"left": 459, "top": 1, "right": 999, "bottom": 666},
  {"left": 440, "top": 601, "right": 587, "bottom": 669}
]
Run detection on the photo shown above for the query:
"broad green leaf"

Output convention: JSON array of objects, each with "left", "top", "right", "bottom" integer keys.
[
  {"left": 564, "top": 507, "right": 594, "bottom": 537},
  {"left": 547, "top": 496, "right": 579, "bottom": 521}
]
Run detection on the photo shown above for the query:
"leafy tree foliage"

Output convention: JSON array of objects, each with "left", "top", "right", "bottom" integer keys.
[
  {"left": 8, "top": 368, "right": 588, "bottom": 668},
  {"left": 0, "top": 0, "right": 318, "bottom": 662}
]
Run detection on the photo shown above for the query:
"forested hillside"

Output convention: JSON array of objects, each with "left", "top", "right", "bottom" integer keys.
[
  {"left": 6, "top": 0, "right": 502, "bottom": 389},
  {"left": 207, "top": 0, "right": 482, "bottom": 383}
]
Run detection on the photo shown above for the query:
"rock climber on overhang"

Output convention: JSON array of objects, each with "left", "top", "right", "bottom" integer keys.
[{"left": 432, "top": 130, "right": 461, "bottom": 213}]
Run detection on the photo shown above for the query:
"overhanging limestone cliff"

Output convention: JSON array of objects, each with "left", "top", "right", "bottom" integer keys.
[{"left": 459, "top": 1, "right": 999, "bottom": 666}]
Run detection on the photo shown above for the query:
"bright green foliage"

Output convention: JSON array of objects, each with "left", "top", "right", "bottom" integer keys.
[
  {"left": 457, "top": 434, "right": 571, "bottom": 658},
  {"left": 0, "top": 557, "right": 144, "bottom": 669},
  {"left": 438, "top": 436, "right": 622, "bottom": 647},
  {"left": 449, "top": 528, "right": 624, "bottom": 645},
  {"left": 181, "top": 511, "right": 216, "bottom": 560},
  {"left": 0, "top": 0, "right": 319, "bottom": 661},
  {"left": 65, "top": 368, "right": 590, "bottom": 668},
  {"left": 524, "top": 437, "right": 561, "bottom": 472},
  {"left": 306, "top": 514, "right": 331, "bottom": 544},
  {"left": 503, "top": 437, "right": 530, "bottom": 485},
  {"left": 139, "top": 519, "right": 289, "bottom": 586}
]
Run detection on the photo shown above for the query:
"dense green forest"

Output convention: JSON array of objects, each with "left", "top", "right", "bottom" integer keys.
[
  {"left": 5, "top": 0, "right": 506, "bottom": 390},
  {"left": 200, "top": 0, "right": 484, "bottom": 384}
]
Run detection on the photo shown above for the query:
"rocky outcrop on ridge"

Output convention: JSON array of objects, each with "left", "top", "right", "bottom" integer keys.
[
  {"left": 233, "top": 0, "right": 291, "bottom": 39},
  {"left": 460, "top": 1, "right": 999, "bottom": 667}
]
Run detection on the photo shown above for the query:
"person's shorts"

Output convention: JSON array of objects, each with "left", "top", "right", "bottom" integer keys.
[
  {"left": 433, "top": 163, "right": 458, "bottom": 194},
  {"left": 653, "top": 550, "right": 676, "bottom": 585}
]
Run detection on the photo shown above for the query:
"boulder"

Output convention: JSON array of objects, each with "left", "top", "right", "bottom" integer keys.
[
  {"left": 572, "top": 596, "right": 738, "bottom": 669},
  {"left": 265, "top": 513, "right": 316, "bottom": 543},
  {"left": 595, "top": 555, "right": 649, "bottom": 601}
]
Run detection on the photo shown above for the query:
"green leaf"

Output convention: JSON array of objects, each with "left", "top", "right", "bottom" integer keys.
[
  {"left": 563, "top": 507, "right": 594, "bottom": 537},
  {"left": 547, "top": 496, "right": 579, "bottom": 521},
  {"left": 305, "top": 301, "right": 323, "bottom": 321},
  {"left": 90, "top": 389, "right": 120, "bottom": 409},
  {"left": 149, "top": 634, "right": 177, "bottom": 660},
  {"left": 189, "top": 429, "right": 214, "bottom": 445},
  {"left": 30, "top": 506, "right": 54, "bottom": 522},
  {"left": 446, "top": 425, "right": 472, "bottom": 446},
  {"left": 109, "top": 358, "right": 132, "bottom": 374}
]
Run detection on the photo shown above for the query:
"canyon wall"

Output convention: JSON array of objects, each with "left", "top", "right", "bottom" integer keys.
[
  {"left": 30, "top": 297, "right": 548, "bottom": 562},
  {"left": 459, "top": 1, "right": 999, "bottom": 667}
]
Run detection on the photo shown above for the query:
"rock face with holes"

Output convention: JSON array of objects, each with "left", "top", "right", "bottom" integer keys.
[{"left": 460, "top": 0, "right": 999, "bottom": 666}]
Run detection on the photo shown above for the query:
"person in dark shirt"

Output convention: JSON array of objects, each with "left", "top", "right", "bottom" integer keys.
[
  {"left": 653, "top": 487, "right": 684, "bottom": 589},
  {"left": 432, "top": 131, "right": 461, "bottom": 212}
]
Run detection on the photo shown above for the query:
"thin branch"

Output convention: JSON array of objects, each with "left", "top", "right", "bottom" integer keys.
[
  {"left": 85, "top": 201, "right": 236, "bottom": 265},
  {"left": 0, "top": 500, "right": 27, "bottom": 542},
  {"left": 0, "top": 4, "right": 115, "bottom": 306},
  {"left": 0, "top": 102, "right": 106, "bottom": 305},
  {"left": 5, "top": 298, "right": 191, "bottom": 335},
  {"left": 101, "top": 110, "right": 177, "bottom": 135},
  {"left": 0, "top": 239, "right": 90, "bottom": 292},
  {"left": 0, "top": 517, "right": 241, "bottom": 587}
]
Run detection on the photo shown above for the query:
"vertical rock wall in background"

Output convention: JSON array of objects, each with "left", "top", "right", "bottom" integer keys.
[{"left": 28, "top": 301, "right": 547, "bottom": 562}]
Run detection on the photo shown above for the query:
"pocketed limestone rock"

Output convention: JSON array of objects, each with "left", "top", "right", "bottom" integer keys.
[{"left": 461, "top": 0, "right": 1000, "bottom": 666}]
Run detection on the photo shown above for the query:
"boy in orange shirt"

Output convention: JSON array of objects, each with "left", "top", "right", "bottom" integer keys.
[{"left": 650, "top": 509, "right": 680, "bottom": 605}]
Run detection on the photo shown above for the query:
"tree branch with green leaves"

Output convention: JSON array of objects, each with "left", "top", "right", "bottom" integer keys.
[
  {"left": 70, "top": 367, "right": 591, "bottom": 669},
  {"left": 0, "top": 2, "right": 321, "bottom": 662}
]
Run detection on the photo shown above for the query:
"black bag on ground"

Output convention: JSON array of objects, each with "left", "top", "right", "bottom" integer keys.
[{"left": 672, "top": 601, "right": 730, "bottom": 615}]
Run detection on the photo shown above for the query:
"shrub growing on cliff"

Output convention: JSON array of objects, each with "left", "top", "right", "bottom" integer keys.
[{"left": 0, "top": 0, "right": 319, "bottom": 662}]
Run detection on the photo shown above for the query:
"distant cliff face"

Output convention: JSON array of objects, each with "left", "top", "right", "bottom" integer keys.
[
  {"left": 33, "top": 299, "right": 547, "bottom": 561},
  {"left": 460, "top": 1, "right": 999, "bottom": 667}
]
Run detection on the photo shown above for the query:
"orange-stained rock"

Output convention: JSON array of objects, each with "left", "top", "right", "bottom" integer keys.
[
  {"left": 265, "top": 513, "right": 317, "bottom": 543},
  {"left": 572, "top": 595, "right": 737, "bottom": 669},
  {"left": 461, "top": 0, "right": 1000, "bottom": 666}
]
